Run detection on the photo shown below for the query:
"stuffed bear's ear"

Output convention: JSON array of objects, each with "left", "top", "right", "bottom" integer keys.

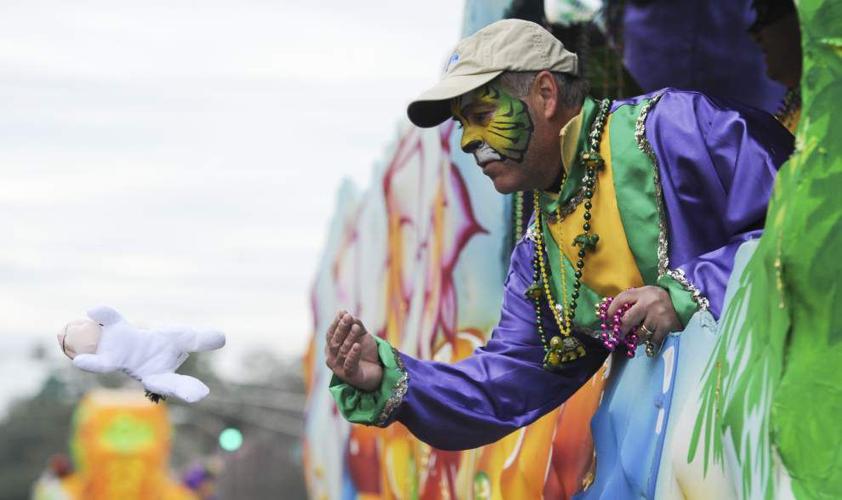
[{"left": 86, "top": 306, "right": 124, "bottom": 326}]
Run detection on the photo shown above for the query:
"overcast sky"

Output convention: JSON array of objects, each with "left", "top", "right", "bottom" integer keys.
[{"left": 1, "top": 1, "right": 463, "bottom": 373}]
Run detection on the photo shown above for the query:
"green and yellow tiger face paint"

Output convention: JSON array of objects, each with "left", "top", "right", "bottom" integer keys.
[{"left": 452, "top": 83, "right": 534, "bottom": 163}]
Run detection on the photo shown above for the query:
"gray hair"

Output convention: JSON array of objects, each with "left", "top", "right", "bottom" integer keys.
[{"left": 497, "top": 71, "right": 589, "bottom": 109}]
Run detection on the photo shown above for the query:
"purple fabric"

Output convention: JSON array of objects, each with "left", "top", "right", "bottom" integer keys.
[
  {"left": 392, "top": 238, "right": 608, "bottom": 450},
  {"left": 622, "top": 0, "right": 786, "bottom": 114},
  {"left": 642, "top": 90, "right": 792, "bottom": 317}
]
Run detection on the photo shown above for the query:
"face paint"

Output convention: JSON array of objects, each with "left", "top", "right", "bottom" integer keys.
[
  {"left": 452, "top": 83, "right": 534, "bottom": 163},
  {"left": 473, "top": 143, "right": 503, "bottom": 165}
]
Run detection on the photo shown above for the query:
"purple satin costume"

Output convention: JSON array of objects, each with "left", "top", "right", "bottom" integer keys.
[
  {"left": 622, "top": 0, "right": 787, "bottom": 114},
  {"left": 385, "top": 90, "right": 794, "bottom": 451}
]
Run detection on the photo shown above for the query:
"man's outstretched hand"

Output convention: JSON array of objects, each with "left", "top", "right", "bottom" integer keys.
[{"left": 325, "top": 311, "right": 383, "bottom": 392}]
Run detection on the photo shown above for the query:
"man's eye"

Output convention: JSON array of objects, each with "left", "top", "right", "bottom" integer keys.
[{"left": 472, "top": 111, "right": 493, "bottom": 123}]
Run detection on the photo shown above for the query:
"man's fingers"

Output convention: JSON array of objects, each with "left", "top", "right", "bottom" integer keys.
[
  {"left": 324, "top": 311, "right": 345, "bottom": 368},
  {"left": 329, "top": 313, "right": 354, "bottom": 353},
  {"left": 606, "top": 289, "right": 637, "bottom": 318},
  {"left": 325, "top": 310, "right": 346, "bottom": 343},
  {"left": 637, "top": 318, "right": 657, "bottom": 343},
  {"left": 621, "top": 302, "right": 647, "bottom": 335},
  {"left": 642, "top": 312, "right": 669, "bottom": 345},
  {"left": 639, "top": 312, "right": 665, "bottom": 357},
  {"left": 343, "top": 344, "right": 362, "bottom": 375},
  {"left": 324, "top": 345, "right": 334, "bottom": 369},
  {"left": 352, "top": 317, "right": 368, "bottom": 330},
  {"left": 340, "top": 324, "right": 365, "bottom": 356},
  {"left": 325, "top": 316, "right": 339, "bottom": 343}
]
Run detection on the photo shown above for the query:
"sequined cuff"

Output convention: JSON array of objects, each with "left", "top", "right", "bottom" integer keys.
[
  {"left": 657, "top": 269, "right": 710, "bottom": 327},
  {"left": 329, "top": 336, "right": 408, "bottom": 427}
]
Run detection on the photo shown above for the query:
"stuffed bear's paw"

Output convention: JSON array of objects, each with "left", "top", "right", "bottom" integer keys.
[
  {"left": 142, "top": 373, "right": 210, "bottom": 404},
  {"left": 72, "top": 353, "right": 118, "bottom": 373},
  {"left": 197, "top": 330, "right": 226, "bottom": 351},
  {"left": 157, "top": 327, "right": 226, "bottom": 353}
]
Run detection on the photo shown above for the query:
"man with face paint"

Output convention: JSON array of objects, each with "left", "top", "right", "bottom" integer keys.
[{"left": 324, "top": 19, "right": 794, "bottom": 450}]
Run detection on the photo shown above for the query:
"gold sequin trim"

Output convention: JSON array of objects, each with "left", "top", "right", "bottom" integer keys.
[
  {"left": 375, "top": 346, "right": 408, "bottom": 427},
  {"left": 666, "top": 268, "right": 711, "bottom": 311}
]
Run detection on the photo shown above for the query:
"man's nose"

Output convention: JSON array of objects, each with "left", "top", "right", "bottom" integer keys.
[{"left": 462, "top": 139, "right": 482, "bottom": 154}]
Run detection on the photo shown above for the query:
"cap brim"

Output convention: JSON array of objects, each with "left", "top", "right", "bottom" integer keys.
[{"left": 407, "top": 70, "right": 503, "bottom": 128}]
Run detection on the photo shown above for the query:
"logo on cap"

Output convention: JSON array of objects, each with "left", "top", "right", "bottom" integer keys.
[{"left": 445, "top": 52, "right": 460, "bottom": 73}]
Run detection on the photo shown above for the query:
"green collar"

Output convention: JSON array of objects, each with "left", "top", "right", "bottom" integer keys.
[{"left": 538, "top": 96, "right": 598, "bottom": 215}]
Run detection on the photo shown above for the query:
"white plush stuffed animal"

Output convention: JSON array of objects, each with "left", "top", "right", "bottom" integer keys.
[{"left": 58, "top": 306, "right": 225, "bottom": 403}]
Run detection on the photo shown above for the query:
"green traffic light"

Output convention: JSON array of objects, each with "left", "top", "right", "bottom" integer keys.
[{"left": 219, "top": 427, "right": 243, "bottom": 451}]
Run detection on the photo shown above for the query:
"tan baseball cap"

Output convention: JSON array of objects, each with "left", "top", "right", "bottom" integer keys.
[{"left": 407, "top": 19, "right": 579, "bottom": 128}]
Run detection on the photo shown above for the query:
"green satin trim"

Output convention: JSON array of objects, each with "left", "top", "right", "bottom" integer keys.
[
  {"left": 656, "top": 273, "right": 699, "bottom": 327},
  {"left": 552, "top": 97, "right": 598, "bottom": 209},
  {"left": 610, "top": 96, "right": 700, "bottom": 323},
  {"left": 329, "top": 335, "right": 407, "bottom": 426},
  {"left": 607, "top": 98, "right": 661, "bottom": 285}
]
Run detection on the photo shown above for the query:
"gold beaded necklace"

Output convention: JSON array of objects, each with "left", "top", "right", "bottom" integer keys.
[{"left": 526, "top": 98, "right": 612, "bottom": 369}]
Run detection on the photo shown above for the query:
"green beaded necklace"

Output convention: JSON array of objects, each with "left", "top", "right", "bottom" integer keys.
[{"left": 525, "top": 98, "right": 612, "bottom": 370}]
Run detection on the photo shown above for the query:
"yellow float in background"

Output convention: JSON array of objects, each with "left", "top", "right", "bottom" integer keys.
[{"left": 32, "top": 389, "right": 195, "bottom": 500}]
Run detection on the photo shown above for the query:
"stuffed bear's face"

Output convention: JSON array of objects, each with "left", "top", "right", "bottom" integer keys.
[{"left": 58, "top": 319, "right": 102, "bottom": 359}]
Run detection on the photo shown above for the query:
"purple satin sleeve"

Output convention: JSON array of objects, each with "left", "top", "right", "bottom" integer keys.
[
  {"left": 392, "top": 237, "right": 608, "bottom": 451},
  {"left": 644, "top": 90, "right": 794, "bottom": 317}
]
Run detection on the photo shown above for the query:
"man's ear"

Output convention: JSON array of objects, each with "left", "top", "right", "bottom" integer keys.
[{"left": 530, "top": 70, "right": 560, "bottom": 120}]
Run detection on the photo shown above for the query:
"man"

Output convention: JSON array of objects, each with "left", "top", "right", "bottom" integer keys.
[
  {"left": 749, "top": 0, "right": 802, "bottom": 131},
  {"left": 324, "top": 19, "right": 793, "bottom": 451}
]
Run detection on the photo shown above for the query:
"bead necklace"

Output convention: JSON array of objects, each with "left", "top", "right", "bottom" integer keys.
[
  {"left": 513, "top": 191, "right": 525, "bottom": 241},
  {"left": 526, "top": 98, "right": 612, "bottom": 369}
]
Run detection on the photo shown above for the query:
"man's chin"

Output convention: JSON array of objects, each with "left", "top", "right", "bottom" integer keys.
[
  {"left": 479, "top": 162, "right": 523, "bottom": 194},
  {"left": 490, "top": 176, "right": 518, "bottom": 195}
]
